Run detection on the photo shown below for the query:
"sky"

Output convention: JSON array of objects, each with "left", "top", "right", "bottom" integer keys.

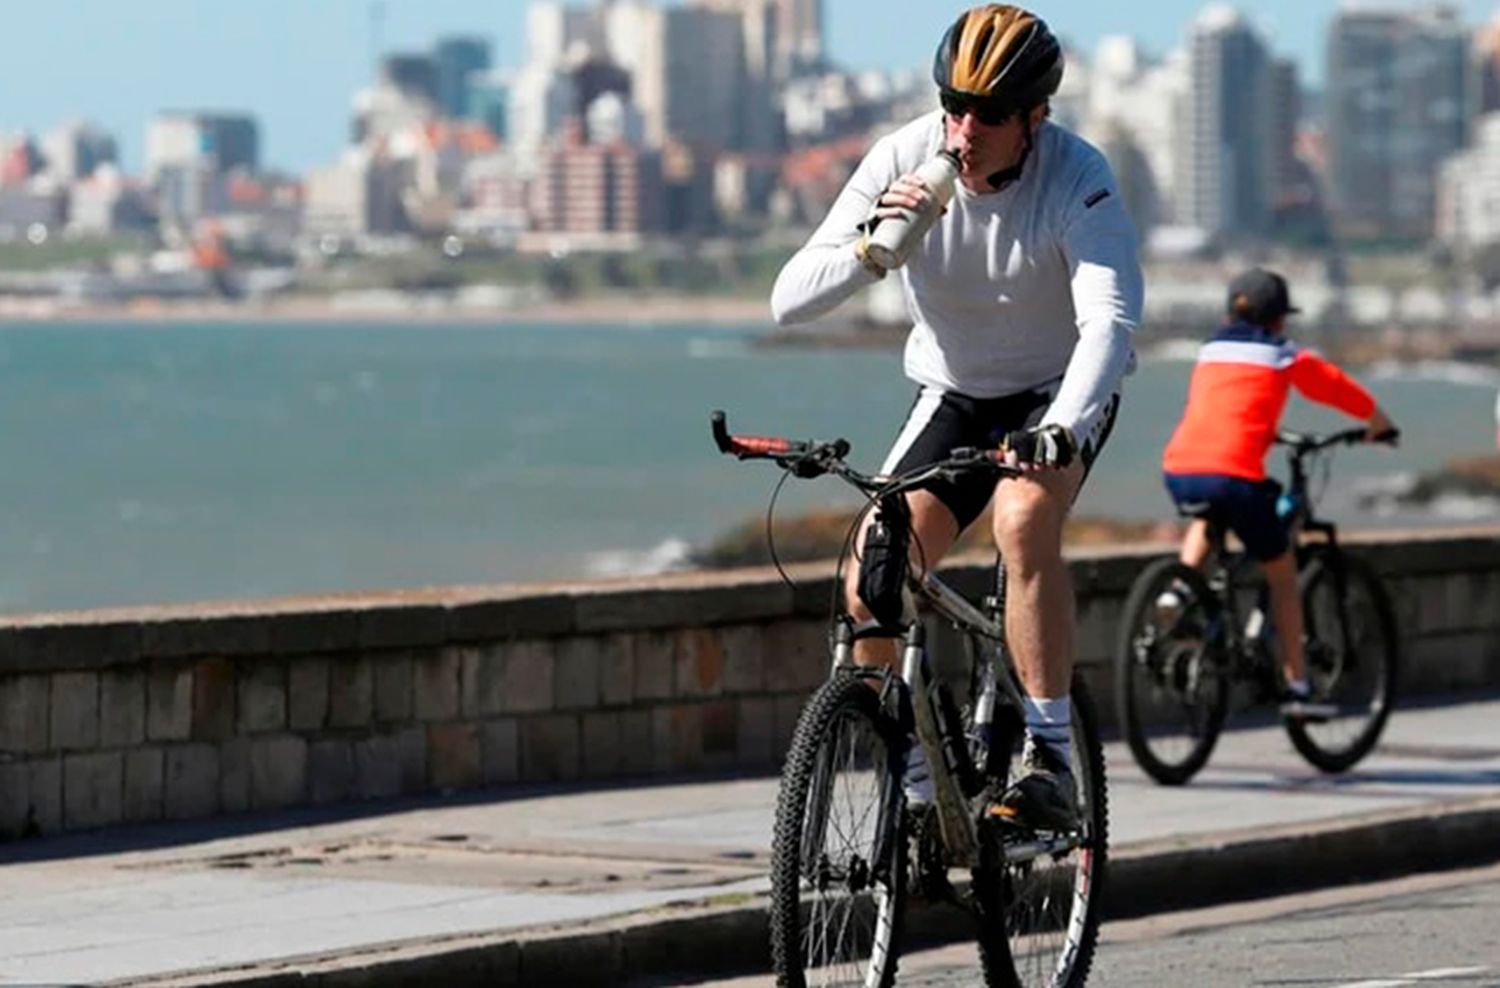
[{"left": 2, "top": 1, "right": 1497, "bottom": 174}]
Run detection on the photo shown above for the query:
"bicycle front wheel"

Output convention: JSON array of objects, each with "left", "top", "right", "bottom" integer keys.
[
  {"left": 1286, "top": 549, "right": 1399, "bottom": 773},
  {"left": 1114, "top": 558, "right": 1231, "bottom": 785},
  {"left": 769, "top": 671, "right": 907, "bottom": 988},
  {"left": 975, "top": 674, "right": 1109, "bottom": 988}
]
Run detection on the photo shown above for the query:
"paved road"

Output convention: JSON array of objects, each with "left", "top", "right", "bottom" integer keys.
[
  {"left": 1, "top": 693, "right": 1497, "bottom": 985},
  {"left": 669, "top": 861, "right": 1500, "bottom": 988}
]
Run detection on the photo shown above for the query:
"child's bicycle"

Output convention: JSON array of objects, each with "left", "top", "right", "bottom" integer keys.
[
  {"left": 1114, "top": 428, "right": 1400, "bottom": 786},
  {"left": 711, "top": 411, "right": 1107, "bottom": 988}
]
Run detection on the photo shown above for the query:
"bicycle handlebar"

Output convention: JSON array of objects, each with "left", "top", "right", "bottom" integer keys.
[
  {"left": 1275, "top": 426, "right": 1400, "bottom": 454},
  {"left": 710, "top": 410, "right": 1019, "bottom": 491}
]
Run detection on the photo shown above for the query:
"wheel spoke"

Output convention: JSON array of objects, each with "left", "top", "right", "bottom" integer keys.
[
  {"left": 773, "top": 676, "right": 904, "bottom": 988},
  {"left": 979, "top": 684, "right": 1107, "bottom": 988}
]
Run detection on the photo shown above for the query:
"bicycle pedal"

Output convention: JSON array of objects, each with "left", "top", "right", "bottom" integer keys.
[
  {"left": 986, "top": 803, "right": 1020, "bottom": 821},
  {"left": 983, "top": 803, "right": 1040, "bottom": 834}
]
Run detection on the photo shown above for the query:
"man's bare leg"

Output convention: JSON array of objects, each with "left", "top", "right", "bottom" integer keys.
[
  {"left": 990, "top": 461, "right": 1086, "bottom": 698},
  {"left": 990, "top": 460, "right": 1086, "bottom": 827}
]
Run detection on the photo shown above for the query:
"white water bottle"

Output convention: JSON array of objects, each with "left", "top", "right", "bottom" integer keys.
[{"left": 864, "top": 149, "right": 961, "bottom": 271}]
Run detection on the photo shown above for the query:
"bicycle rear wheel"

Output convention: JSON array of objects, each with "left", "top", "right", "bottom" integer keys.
[
  {"left": 1114, "top": 558, "right": 1231, "bottom": 785},
  {"left": 974, "top": 675, "right": 1108, "bottom": 988},
  {"left": 769, "top": 671, "right": 907, "bottom": 988},
  {"left": 1286, "top": 550, "right": 1399, "bottom": 773}
]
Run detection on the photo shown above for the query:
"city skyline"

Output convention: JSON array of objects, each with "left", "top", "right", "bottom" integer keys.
[{"left": 3, "top": 1, "right": 1500, "bottom": 174}]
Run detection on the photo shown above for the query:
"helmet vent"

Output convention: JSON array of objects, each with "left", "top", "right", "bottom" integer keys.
[{"left": 972, "top": 22, "right": 996, "bottom": 66}]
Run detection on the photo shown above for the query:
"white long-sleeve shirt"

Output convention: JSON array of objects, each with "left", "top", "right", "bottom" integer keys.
[{"left": 771, "top": 112, "right": 1144, "bottom": 445}]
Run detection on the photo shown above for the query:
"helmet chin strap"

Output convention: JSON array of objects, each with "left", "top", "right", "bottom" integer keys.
[{"left": 986, "top": 114, "right": 1037, "bottom": 191}]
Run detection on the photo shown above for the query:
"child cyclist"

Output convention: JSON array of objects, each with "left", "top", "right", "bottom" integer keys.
[{"left": 1160, "top": 268, "right": 1398, "bottom": 718}]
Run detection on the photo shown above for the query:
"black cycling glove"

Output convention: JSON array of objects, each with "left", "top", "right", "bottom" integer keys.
[{"left": 1000, "top": 424, "right": 1077, "bottom": 468}]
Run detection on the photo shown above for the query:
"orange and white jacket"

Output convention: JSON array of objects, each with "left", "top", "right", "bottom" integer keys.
[{"left": 1162, "top": 322, "right": 1376, "bottom": 481}]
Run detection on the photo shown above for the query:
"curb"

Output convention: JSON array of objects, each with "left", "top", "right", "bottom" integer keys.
[{"left": 113, "top": 795, "right": 1500, "bottom": 988}]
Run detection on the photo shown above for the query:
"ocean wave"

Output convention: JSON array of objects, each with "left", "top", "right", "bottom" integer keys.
[
  {"left": 1365, "top": 359, "right": 1500, "bottom": 388},
  {"left": 585, "top": 538, "right": 695, "bottom": 578}
]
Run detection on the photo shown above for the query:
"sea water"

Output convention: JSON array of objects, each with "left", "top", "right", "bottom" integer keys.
[{"left": 0, "top": 320, "right": 1493, "bottom": 612}]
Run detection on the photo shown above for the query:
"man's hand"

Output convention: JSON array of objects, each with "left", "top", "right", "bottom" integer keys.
[
  {"left": 999, "top": 424, "right": 1077, "bottom": 469},
  {"left": 873, "top": 173, "right": 938, "bottom": 221}
]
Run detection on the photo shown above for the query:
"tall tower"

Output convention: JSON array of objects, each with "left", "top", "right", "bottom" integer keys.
[
  {"left": 776, "top": 0, "right": 824, "bottom": 79},
  {"left": 1176, "top": 6, "right": 1279, "bottom": 240},
  {"left": 1325, "top": 4, "right": 1468, "bottom": 241}
]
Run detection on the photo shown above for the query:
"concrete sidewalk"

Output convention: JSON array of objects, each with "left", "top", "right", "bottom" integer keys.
[{"left": 3, "top": 693, "right": 1499, "bottom": 987}]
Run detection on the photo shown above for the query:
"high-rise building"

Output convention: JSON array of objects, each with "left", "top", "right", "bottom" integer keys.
[
  {"left": 468, "top": 70, "right": 514, "bottom": 140},
  {"left": 693, "top": 0, "right": 782, "bottom": 152},
  {"left": 68, "top": 167, "right": 153, "bottom": 234},
  {"left": 775, "top": 0, "right": 823, "bottom": 79},
  {"left": 1081, "top": 37, "right": 1187, "bottom": 232},
  {"left": 527, "top": 1, "right": 604, "bottom": 68},
  {"left": 146, "top": 114, "right": 259, "bottom": 182},
  {"left": 381, "top": 54, "right": 440, "bottom": 109},
  {"left": 1176, "top": 6, "right": 1283, "bottom": 240},
  {"left": 606, "top": 2, "right": 757, "bottom": 152},
  {"left": 42, "top": 122, "right": 118, "bottom": 182},
  {"left": 434, "top": 37, "right": 492, "bottom": 119},
  {"left": 530, "top": 122, "right": 663, "bottom": 237},
  {"left": 1326, "top": 4, "right": 1469, "bottom": 241},
  {"left": 303, "top": 151, "right": 413, "bottom": 236},
  {"left": 0, "top": 132, "right": 42, "bottom": 186},
  {"left": 508, "top": 62, "right": 579, "bottom": 151},
  {"left": 1474, "top": 12, "right": 1500, "bottom": 114}
]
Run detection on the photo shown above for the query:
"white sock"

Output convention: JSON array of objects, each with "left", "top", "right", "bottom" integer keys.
[
  {"left": 1287, "top": 677, "right": 1310, "bottom": 697},
  {"left": 1022, "top": 695, "right": 1072, "bottom": 769}
]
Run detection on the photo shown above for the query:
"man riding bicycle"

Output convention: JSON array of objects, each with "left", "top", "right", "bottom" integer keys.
[
  {"left": 770, "top": 4, "right": 1143, "bottom": 830},
  {"left": 1160, "top": 268, "right": 1398, "bottom": 718}
]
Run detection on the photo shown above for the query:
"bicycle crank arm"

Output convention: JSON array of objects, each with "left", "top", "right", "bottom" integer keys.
[{"left": 1002, "top": 832, "right": 1081, "bottom": 865}]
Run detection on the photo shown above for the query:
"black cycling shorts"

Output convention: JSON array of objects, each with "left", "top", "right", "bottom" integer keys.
[{"left": 880, "top": 386, "right": 1121, "bottom": 530}]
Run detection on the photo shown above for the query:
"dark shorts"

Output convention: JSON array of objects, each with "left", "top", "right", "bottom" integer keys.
[
  {"left": 1163, "top": 472, "right": 1289, "bottom": 562},
  {"left": 881, "top": 387, "right": 1121, "bottom": 530}
]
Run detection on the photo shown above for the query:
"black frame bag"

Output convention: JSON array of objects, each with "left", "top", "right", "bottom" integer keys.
[{"left": 857, "top": 494, "right": 911, "bottom": 627}]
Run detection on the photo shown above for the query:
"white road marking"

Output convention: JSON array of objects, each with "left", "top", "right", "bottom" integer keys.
[{"left": 1329, "top": 966, "right": 1490, "bottom": 988}]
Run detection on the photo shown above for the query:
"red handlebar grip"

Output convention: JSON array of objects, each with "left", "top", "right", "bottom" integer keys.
[{"left": 731, "top": 435, "right": 793, "bottom": 455}]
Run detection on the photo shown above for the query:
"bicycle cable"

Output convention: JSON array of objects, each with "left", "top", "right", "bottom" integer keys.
[
  {"left": 1313, "top": 446, "right": 1335, "bottom": 512},
  {"left": 764, "top": 467, "right": 797, "bottom": 590}
]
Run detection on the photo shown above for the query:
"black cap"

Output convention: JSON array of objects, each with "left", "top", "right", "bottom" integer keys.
[{"left": 1226, "top": 268, "right": 1299, "bottom": 325}]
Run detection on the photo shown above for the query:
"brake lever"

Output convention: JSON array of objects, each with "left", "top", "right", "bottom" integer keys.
[{"left": 788, "top": 453, "right": 829, "bottom": 479}]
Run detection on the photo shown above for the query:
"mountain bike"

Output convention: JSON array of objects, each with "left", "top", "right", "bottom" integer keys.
[
  {"left": 1114, "top": 428, "right": 1400, "bottom": 786},
  {"left": 711, "top": 411, "right": 1108, "bottom": 988}
]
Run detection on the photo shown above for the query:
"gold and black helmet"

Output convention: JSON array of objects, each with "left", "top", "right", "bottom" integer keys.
[{"left": 932, "top": 5, "right": 1063, "bottom": 115}]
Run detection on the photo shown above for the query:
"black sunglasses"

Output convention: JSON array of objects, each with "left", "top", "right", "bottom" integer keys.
[{"left": 940, "top": 91, "right": 1016, "bottom": 126}]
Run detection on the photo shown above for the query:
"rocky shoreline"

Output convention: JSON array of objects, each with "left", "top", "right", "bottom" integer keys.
[{"left": 691, "top": 505, "right": 1177, "bottom": 570}]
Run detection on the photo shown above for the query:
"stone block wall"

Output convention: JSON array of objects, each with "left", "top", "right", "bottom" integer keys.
[{"left": 3, "top": 527, "right": 1500, "bottom": 839}]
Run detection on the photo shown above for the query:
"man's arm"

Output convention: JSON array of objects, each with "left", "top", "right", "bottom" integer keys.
[
  {"left": 1038, "top": 160, "right": 1144, "bottom": 450},
  {"left": 770, "top": 138, "right": 901, "bottom": 326}
]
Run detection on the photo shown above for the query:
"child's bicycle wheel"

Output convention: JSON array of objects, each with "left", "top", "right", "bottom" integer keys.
[
  {"left": 1285, "top": 549, "right": 1400, "bottom": 773},
  {"left": 769, "top": 670, "right": 907, "bottom": 988},
  {"left": 1115, "top": 558, "right": 1232, "bottom": 785}
]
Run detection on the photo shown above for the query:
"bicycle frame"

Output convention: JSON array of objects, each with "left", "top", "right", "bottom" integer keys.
[
  {"left": 1197, "top": 429, "right": 1372, "bottom": 687},
  {"left": 711, "top": 409, "right": 1083, "bottom": 869}
]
